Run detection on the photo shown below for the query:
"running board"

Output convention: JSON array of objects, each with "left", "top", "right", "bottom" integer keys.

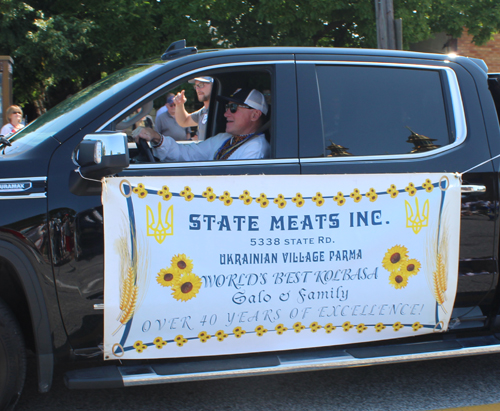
[{"left": 65, "top": 335, "right": 500, "bottom": 389}]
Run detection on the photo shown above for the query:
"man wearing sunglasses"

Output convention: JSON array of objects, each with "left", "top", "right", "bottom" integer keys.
[
  {"left": 173, "top": 76, "right": 213, "bottom": 141},
  {"left": 154, "top": 93, "right": 191, "bottom": 141},
  {"left": 134, "top": 88, "right": 270, "bottom": 162}
]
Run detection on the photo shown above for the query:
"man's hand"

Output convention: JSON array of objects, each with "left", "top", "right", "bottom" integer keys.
[
  {"left": 132, "top": 126, "right": 161, "bottom": 145},
  {"left": 173, "top": 90, "right": 187, "bottom": 106}
]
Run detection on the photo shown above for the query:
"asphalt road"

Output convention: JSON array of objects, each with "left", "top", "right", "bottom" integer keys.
[{"left": 14, "top": 352, "right": 500, "bottom": 411}]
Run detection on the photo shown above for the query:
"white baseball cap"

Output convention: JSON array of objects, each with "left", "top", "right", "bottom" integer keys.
[
  {"left": 188, "top": 76, "right": 214, "bottom": 84},
  {"left": 217, "top": 88, "right": 268, "bottom": 115}
]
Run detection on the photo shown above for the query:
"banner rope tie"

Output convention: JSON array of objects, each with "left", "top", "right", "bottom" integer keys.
[{"left": 460, "top": 152, "right": 500, "bottom": 175}]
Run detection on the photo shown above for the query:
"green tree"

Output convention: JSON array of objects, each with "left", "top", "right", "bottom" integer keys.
[
  {"left": 1, "top": 0, "right": 499, "bottom": 115},
  {"left": 197, "top": 0, "right": 500, "bottom": 48},
  {"left": 0, "top": 0, "right": 215, "bottom": 116}
]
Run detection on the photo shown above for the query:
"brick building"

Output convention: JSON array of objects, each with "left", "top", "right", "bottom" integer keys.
[
  {"left": 456, "top": 30, "right": 500, "bottom": 72},
  {"left": 411, "top": 30, "right": 500, "bottom": 72}
]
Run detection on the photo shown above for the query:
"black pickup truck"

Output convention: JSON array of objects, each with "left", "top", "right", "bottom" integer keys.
[{"left": 1, "top": 40, "right": 500, "bottom": 410}]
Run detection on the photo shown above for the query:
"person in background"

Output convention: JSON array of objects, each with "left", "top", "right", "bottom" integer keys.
[
  {"left": 173, "top": 76, "right": 213, "bottom": 141},
  {"left": 155, "top": 101, "right": 168, "bottom": 121},
  {"left": 262, "top": 89, "right": 272, "bottom": 106},
  {"left": 1, "top": 105, "right": 24, "bottom": 137},
  {"left": 155, "top": 93, "right": 191, "bottom": 141}
]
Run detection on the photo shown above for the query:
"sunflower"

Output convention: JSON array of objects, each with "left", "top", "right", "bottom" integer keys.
[
  {"left": 133, "top": 340, "right": 147, "bottom": 353},
  {"left": 309, "top": 322, "right": 322, "bottom": 332},
  {"left": 161, "top": 192, "right": 172, "bottom": 201},
  {"left": 233, "top": 326, "right": 246, "bottom": 338},
  {"left": 422, "top": 179, "right": 434, "bottom": 192},
  {"left": 324, "top": 323, "right": 336, "bottom": 333},
  {"left": 273, "top": 194, "right": 287, "bottom": 209},
  {"left": 171, "top": 273, "right": 202, "bottom": 302},
  {"left": 412, "top": 322, "right": 423, "bottom": 332},
  {"left": 292, "top": 193, "right": 304, "bottom": 207},
  {"left": 382, "top": 245, "right": 408, "bottom": 271},
  {"left": 157, "top": 186, "right": 172, "bottom": 201},
  {"left": 405, "top": 183, "right": 417, "bottom": 196},
  {"left": 133, "top": 183, "right": 145, "bottom": 194},
  {"left": 215, "top": 330, "right": 228, "bottom": 341},
  {"left": 366, "top": 188, "right": 378, "bottom": 202},
  {"left": 198, "top": 331, "right": 211, "bottom": 342},
  {"left": 156, "top": 266, "right": 180, "bottom": 287},
  {"left": 171, "top": 254, "right": 194, "bottom": 273},
  {"left": 350, "top": 189, "right": 362, "bottom": 203},
  {"left": 255, "top": 325, "right": 267, "bottom": 336},
  {"left": 387, "top": 184, "right": 398, "bottom": 198},
  {"left": 256, "top": 194, "right": 269, "bottom": 208},
  {"left": 174, "top": 334, "right": 188, "bottom": 346},
  {"left": 393, "top": 322, "right": 404, "bottom": 331},
  {"left": 389, "top": 271, "right": 409, "bottom": 289},
  {"left": 334, "top": 192, "right": 345, "bottom": 206},
  {"left": 342, "top": 321, "right": 354, "bottom": 332},
  {"left": 402, "top": 258, "right": 421, "bottom": 277},
  {"left": 153, "top": 337, "right": 167, "bottom": 349},
  {"left": 312, "top": 192, "right": 324, "bottom": 206},
  {"left": 293, "top": 322, "right": 305, "bottom": 333}
]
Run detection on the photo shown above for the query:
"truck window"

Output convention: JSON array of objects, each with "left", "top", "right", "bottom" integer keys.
[
  {"left": 316, "top": 65, "right": 452, "bottom": 157},
  {"left": 117, "top": 69, "right": 273, "bottom": 163}
]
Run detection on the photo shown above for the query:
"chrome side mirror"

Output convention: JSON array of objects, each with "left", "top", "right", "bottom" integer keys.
[
  {"left": 76, "top": 132, "right": 129, "bottom": 178},
  {"left": 70, "top": 132, "right": 129, "bottom": 195}
]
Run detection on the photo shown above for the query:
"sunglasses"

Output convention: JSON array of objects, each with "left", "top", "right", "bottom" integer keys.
[
  {"left": 225, "top": 103, "right": 252, "bottom": 113},
  {"left": 193, "top": 83, "right": 207, "bottom": 90}
]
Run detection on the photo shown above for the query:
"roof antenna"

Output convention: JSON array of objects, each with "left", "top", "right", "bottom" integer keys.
[{"left": 161, "top": 39, "right": 197, "bottom": 61}]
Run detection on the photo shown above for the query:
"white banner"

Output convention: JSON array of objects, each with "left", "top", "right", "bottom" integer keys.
[{"left": 102, "top": 173, "right": 461, "bottom": 360}]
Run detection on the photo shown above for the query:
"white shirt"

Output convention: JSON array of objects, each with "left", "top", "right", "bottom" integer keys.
[
  {"left": 0, "top": 123, "right": 22, "bottom": 137},
  {"left": 153, "top": 132, "right": 270, "bottom": 162}
]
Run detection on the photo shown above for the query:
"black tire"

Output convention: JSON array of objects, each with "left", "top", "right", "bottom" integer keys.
[{"left": 0, "top": 298, "right": 26, "bottom": 411}]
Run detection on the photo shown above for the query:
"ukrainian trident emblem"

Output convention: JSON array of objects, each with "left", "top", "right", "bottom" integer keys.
[
  {"left": 405, "top": 197, "right": 429, "bottom": 234},
  {"left": 146, "top": 203, "right": 173, "bottom": 244}
]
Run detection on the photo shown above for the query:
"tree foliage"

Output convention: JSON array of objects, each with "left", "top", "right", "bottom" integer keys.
[{"left": 0, "top": 0, "right": 499, "bottom": 116}]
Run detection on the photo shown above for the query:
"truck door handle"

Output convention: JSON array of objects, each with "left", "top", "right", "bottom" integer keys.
[{"left": 461, "top": 185, "right": 486, "bottom": 193}]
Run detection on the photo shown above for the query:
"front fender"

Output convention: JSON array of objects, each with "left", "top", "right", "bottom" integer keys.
[{"left": 0, "top": 240, "right": 54, "bottom": 393}]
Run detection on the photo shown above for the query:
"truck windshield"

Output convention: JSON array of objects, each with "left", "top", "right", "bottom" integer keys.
[{"left": 5, "top": 62, "right": 161, "bottom": 153}]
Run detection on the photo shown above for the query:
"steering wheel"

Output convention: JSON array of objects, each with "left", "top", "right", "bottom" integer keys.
[{"left": 137, "top": 138, "right": 156, "bottom": 162}]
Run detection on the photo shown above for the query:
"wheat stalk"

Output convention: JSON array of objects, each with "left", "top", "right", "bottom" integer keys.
[
  {"left": 432, "top": 253, "right": 447, "bottom": 313},
  {"left": 426, "top": 212, "right": 451, "bottom": 317},
  {"left": 119, "top": 267, "right": 133, "bottom": 311},
  {"left": 111, "top": 211, "right": 152, "bottom": 337},
  {"left": 113, "top": 221, "right": 139, "bottom": 335},
  {"left": 119, "top": 282, "right": 138, "bottom": 324}
]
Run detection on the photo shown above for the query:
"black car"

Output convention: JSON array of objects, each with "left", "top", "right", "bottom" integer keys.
[{"left": 1, "top": 40, "right": 500, "bottom": 410}]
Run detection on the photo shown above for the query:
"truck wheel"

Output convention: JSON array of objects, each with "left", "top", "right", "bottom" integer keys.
[{"left": 0, "top": 298, "right": 26, "bottom": 410}]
